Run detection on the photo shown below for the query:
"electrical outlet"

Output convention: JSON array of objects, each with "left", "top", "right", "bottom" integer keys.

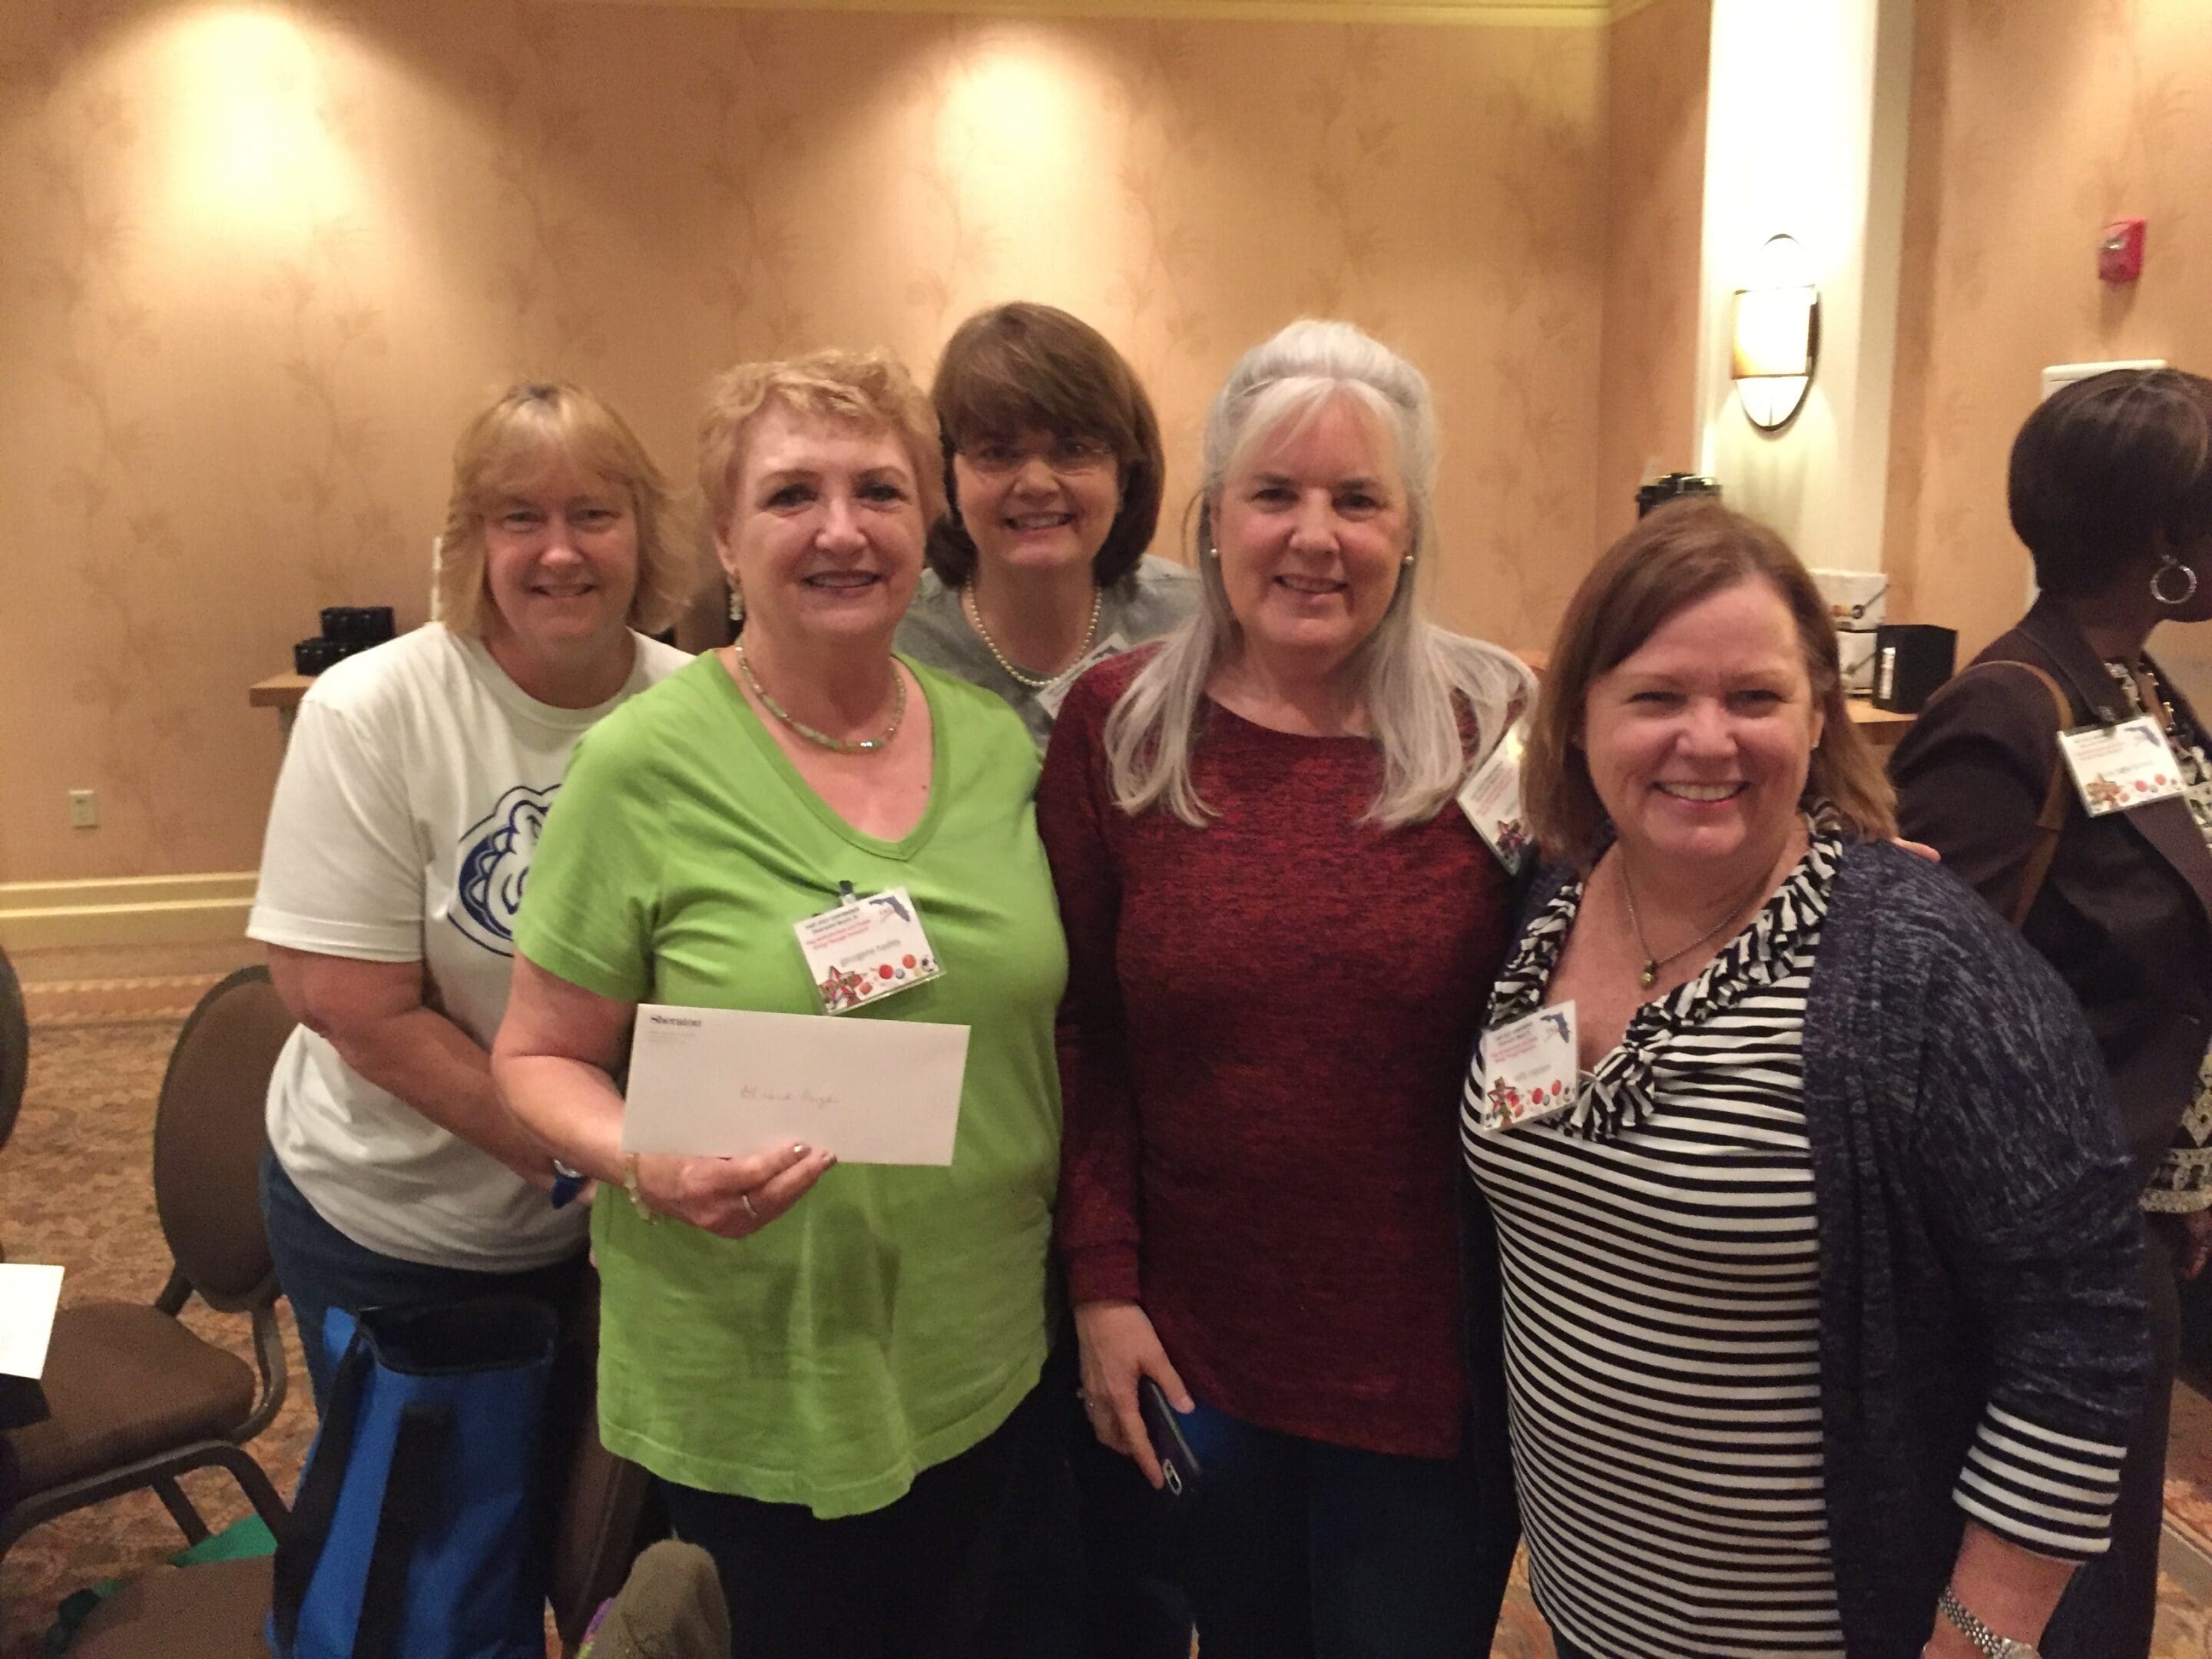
[{"left": 68, "top": 789, "right": 98, "bottom": 828}]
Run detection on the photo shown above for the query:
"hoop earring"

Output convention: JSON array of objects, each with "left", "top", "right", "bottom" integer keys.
[{"left": 2153, "top": 555, "right": 2200, "bottom": 608}]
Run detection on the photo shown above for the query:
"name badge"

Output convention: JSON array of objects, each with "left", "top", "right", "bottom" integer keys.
[
  {"left": 2056, "top": 717, "right": 2187, "bottom": 816},
  {"left": 793, "top": 886, "right": 943, "bottom": 1014},
  {"left": 1471, "top": 1000, "right": 1579, "bottom": 1133},
  {"left": 1457, "top": 724, "right": 1531, "bottom": 874},
  {"left": 1034, "top": 634, "right": 1129, "bottom": 721}
]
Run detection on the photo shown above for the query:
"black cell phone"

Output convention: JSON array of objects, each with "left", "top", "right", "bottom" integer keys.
[{"left": 1138, "top": 1379, "right": 1203, "bottom": 1501}]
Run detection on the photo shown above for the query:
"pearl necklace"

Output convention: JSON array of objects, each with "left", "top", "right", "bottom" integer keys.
[
  {"left": 962, "top": 582, "right": 1104, "bottom": 691},
  {"left": 732, "top": 642, "right": 906, "bottom": 755}
]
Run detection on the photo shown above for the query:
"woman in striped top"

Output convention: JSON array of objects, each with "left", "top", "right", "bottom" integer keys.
[{"left": 1463, "top": 503, "right": 2150, "bottom": 1659}]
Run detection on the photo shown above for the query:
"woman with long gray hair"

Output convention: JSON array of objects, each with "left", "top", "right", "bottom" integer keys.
[{"left": 1038, "top": 319, "right": 1529, "bottom": 1657}]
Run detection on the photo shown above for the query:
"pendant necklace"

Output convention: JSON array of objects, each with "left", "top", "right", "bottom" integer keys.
[{"left": 1618, "top": 858, "right": 1772, "bottom": 988}]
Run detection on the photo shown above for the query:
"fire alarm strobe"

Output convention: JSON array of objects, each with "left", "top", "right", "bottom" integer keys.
[{"left": 2101, "top": 218, "right": 2146, "bottom": 284}]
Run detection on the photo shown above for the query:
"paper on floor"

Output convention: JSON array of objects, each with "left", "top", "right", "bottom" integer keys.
[{"left": 0, "top": 1263, "right": 65, "bottom": 1379}]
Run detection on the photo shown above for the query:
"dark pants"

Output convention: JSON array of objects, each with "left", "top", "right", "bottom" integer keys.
[
  {"left": 661, "top": 1382, "right": 1082, "bottom": 1659},
  {"left": 1038, "top": 1323, "right": 1194, "bottom": 1659},
  {"left": 1171, "top": 1401, "right": 1518, "bottom": 1659},
  {"left": 260, "top": 1146, "right": 586, "bottom": 1413},
  {"left": 2044, "top": 1218, "right": 2178, "bottom": 1659}
]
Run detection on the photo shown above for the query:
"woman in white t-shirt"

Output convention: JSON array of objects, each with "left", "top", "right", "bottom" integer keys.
[{"left": 249, "top": 382, "right": 692, "bottom": 1409}]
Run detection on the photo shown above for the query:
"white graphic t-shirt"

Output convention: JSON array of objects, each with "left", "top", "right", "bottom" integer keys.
[{"left": 250, "top": 622, "right": 688, "bottom": 1269}]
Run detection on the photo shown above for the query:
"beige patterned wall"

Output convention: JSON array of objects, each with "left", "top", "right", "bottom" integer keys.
[
  {"left": 1595, "top": 0, "right": 1707, "bottom": 550},
  {"left": 0, "top": 0, "right": 1614, "bottom": 885},
  {"left": 1886, "top": 0, "right": 2212, "bottom": 705}
]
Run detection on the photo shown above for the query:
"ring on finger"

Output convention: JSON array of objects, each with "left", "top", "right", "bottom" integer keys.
[{"left": 740, "top": 1191, "right": 758, "bottom": 1222}]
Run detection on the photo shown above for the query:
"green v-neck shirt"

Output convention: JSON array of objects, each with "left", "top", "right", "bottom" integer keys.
[{"left": 516, "top": 652, "right": 1065, "bottom": 1517}]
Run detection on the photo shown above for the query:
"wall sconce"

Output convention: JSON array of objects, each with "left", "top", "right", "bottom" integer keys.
[{"left": 1731, "top": 233, "right": 1820, "bottom": 432}]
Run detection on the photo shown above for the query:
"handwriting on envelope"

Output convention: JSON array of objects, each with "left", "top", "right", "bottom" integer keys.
[{"left": 622, "top": 1005, "right": 971, "bottom": 1166}]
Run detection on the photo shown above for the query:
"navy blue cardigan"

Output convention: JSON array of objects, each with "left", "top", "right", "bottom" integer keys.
[{"left": 1486, "top": 839, "right": 2151, "bottom": 1657}]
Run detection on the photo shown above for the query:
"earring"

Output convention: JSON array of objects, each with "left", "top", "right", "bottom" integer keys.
[
  {"left": 2153, "top": 554, "right": 2200, "bottom": 608},
  {"left": 1402, "top": 554, "right": 1415, "bottom": 568},
  {"left": 1206, "top": 544, "right": 1220, "bottom": 560},
  {"left": 727, "top": 582, "right": 747, "bottom": 623}
]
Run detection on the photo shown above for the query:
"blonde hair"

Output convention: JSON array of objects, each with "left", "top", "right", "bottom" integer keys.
[
  {"left": 697, "top": 349, "right": 945, "bottom": 543},
  {"left": 435, "top": 382, "right": 684, "bottom": 637},
  {"left": 1104, "top": 320, "right": 1531, "bottom": 829},
  {"left": 1522, "top": 500, "right": 1897, "bottom": 870}
]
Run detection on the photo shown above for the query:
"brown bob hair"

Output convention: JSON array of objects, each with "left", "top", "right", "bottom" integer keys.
[
  {"left": 926, "top": 302, "right": 1165, "bottom": 588},
  {"left": 697, "top": 348, "right": 945, "bottom": 545},
  {"left": 2008, "top": 366, "right": 2212, "bottom": 597},
  {"left": 435, "top": 382, "right": 686, "bottom": 638},
  {"left": 1523, "top": 501, "right": 1896, "bottom": 869}
]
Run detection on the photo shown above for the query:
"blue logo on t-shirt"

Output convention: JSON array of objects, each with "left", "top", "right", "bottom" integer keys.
[{"left": 451, "top": 784, "right": 557, "bottom": 957}]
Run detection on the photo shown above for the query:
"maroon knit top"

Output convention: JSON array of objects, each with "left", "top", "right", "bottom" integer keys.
[{"left": 1038, "top": 651, "right": 1515, "bottom": 1458}]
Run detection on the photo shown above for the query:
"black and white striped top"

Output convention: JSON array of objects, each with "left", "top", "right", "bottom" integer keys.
[{"left": 1462, "top": 836, "right": 2126, "bottom": 1658}]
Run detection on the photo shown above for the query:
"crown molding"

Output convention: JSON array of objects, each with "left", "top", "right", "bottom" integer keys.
[{"left": 545, "top": 0, "right": 1617, "bottom": 26}]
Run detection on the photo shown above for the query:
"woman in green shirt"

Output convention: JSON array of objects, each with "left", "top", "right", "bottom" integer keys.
[{"left": 493, "top": 349, "right": 1074, "bottom": 1658}]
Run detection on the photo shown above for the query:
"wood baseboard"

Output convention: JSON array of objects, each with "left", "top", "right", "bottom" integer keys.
[{"left": 0, "top": 874, "right": 256, "bottom": 951}]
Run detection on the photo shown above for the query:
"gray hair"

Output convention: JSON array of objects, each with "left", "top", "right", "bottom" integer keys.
[{"left": 1104, "top": 320, "right": 1532, "bottom": 828}]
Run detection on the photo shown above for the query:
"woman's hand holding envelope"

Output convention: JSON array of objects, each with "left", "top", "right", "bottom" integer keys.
[{"left": 633, "top": 1143, "right": 838, "bottom": 1240}]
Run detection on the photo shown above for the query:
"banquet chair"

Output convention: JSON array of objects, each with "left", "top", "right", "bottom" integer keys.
[
  {"left": 0, "top": 965, "right": 294, "bottom": 1571},
  {"left": 0, "top": 942, "right": 25, "bottom": 1166}
]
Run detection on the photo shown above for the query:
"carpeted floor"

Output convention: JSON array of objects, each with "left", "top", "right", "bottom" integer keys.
[
  {"left": 1, "top": 993, "right": 316, "bottom": 1659},
  {"left": 3, "top": 942, "right": 2212, "bottom": 1657}
]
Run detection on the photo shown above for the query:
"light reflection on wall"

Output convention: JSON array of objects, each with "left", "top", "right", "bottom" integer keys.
[{"left": 158, "top": 5, "right": 359, "bottom": 238}]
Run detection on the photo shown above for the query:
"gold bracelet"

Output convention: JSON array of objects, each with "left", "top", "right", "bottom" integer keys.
[{"left": 622, "top": 1151, "right": 659, "bottom": 1223}]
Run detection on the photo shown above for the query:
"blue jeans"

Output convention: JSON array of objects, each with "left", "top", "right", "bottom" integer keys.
[
  {"left": 1171, "top": 1401, "right": 1518, "bottom": 1659},
  {"left": 259, "top": 1146, "right": 585, "bottom": 1413}
]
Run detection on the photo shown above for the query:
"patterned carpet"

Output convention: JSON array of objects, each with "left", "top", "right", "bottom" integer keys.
[
  {"left": 0, "top": 996, "right": 316, "bottom": 1659},
  {"left": 2, "top": 943, "right": 2210, "bottom": 1657}
]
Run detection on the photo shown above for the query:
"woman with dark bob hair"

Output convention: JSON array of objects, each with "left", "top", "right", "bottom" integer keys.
[
  {"left": 896, "top": 302, "right": 1197, "bottom": 747},
  {"left": 1465, "top": 501, "right": 2150, "bottom": 1658},
  {"left": 1892, "top": 366, "right": 2212, "bottom": 1657}
]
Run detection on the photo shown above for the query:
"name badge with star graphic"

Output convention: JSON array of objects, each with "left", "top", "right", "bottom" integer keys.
[
  {"left": 1471, "top": 1001, "right": 1580, "bottom": 1133},
  {"left": 794, "top": 885, "right": 943, "bottom": 1014},
  {"left": 2056, "top": 717, "right": 2187, "bottom": 817}
]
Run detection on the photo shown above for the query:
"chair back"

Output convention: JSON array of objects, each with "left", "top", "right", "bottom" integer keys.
[
  {"left": 0, "top": 944, "right": 25, "bottom": 1154},
  {"left": 152, "top": 966, "right": 295, "bottom": 1313}
]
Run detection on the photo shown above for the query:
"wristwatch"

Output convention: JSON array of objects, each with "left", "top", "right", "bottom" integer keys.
[
  {"left": 1938, "top": 1588, "right": 2040, "bottom": 1659},
  {"left": 549, "top": 1159, "right": 586, "bottom": 1210}
]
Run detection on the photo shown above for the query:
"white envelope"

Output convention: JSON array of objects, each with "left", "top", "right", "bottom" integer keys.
[
  {"left": 0, "top": 1263, "right": 65, "bottom": 1379},
  {"left": 622, "top": 1005, "right": 970, "bottom": 1166}
]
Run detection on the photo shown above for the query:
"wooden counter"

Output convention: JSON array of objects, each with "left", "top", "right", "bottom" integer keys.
[{"left": 249, "top": 674, "right": 313, "bottom": 711}]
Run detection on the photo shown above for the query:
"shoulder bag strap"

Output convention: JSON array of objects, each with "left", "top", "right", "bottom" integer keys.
[
  {"left": 270, "top": 1331, "right": 373, "bottom": 1654},
  {"left": 1974, "top": 660, "right": 2075, "bottom": 929}
]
